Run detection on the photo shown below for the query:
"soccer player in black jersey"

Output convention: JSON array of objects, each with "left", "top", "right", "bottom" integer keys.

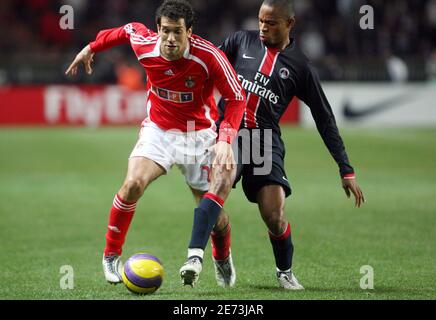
[{"left": 210, "top": 0, "right": 365, "bottom": 290}]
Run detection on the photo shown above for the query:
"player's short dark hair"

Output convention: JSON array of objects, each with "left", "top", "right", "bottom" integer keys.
[
  {"left": 155, "top": 0, "right": 195, "bottom": 29},
  {"left": 262, "top": 0, "right": 295, "bottom": 18}
]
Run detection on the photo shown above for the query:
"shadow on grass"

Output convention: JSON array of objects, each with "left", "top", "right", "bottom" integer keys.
[
  {"left": 247, "top": 285, "right": 436, "bottom": 299},
  {"left": 116, "top": 288, "right": 236, "bottom": 300},
  {"left": 306, "top": 286, "right": 435, "bottom": 295},
  {"left": 96, "top": 283, "right": 435, "bottom": 300}
]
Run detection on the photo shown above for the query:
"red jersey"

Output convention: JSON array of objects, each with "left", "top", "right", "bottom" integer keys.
[{"left": 89, "top": 22, "right": 245, "bottom": 143}]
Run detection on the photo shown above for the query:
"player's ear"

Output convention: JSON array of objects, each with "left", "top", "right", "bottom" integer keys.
[
  {"left": 187, "top": 27, "right": 193, "bottom": 37},
  {"left": 288, "top": 16, "right": 296, "bottom": 29}
]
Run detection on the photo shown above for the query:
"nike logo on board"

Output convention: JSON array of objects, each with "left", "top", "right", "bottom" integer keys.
[{"left": 342, "top": 93, "right": 413, "bottom": 119}]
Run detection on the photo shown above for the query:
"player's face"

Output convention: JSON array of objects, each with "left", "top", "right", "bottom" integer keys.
[
  {"left": 158, "top": 17, "right": 192, "bottom": 61},
  {"left": 258, "top": 4, "right": 294, "bottom": 49}
]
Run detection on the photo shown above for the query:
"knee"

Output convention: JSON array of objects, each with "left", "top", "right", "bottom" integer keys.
[
  {"left": 218, "top": 173, "right": 234, "bottom": 194},
  {"left": 262, "top": 208, "right": 287, "bottom": 236},
  {"left": 120, "top": 177, "right": 148, "bottom": 201},
  {"left": 209, "top": 168, "right": 235, "bottom": 198}
]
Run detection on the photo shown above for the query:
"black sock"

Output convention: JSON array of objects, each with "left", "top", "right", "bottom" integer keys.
[
  {"left": 188, "top": 194, "right": 223, "bottom": 250},
  {"left": 269, "top": 223, "right": 294, "bottom": 271}
]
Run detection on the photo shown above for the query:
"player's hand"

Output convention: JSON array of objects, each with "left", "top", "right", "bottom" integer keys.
[
  {"left": 208, "top": 141, "right": 235, "bottom": 171},
  {"left": 65, "top": 45, "right": 95, "bottom": 76},
  {"left": 342, "top": 177, "right": 365, "bottom": 208}
]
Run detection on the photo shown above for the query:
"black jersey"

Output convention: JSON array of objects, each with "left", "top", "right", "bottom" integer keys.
[{"left": 219, "top": 30, "right": 354, "bottom": 177}]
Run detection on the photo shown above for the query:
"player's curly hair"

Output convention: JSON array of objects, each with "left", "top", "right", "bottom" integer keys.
[
  {"left": 262, "top": 0, "right": 295, "bottom": 18},
  {"left": 155, "top": 0, "right": 195, "bottom": 29}
]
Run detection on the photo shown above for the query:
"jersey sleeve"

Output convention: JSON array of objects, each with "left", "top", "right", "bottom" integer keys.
[
  {"left": 297, "top": 63, "right": 355, "bottom": 178},
  {"left": 218, "top": 31, "right": 242, "bottom": 64},
  {"left": 89, "top": 22, "right": 153, "bottom": 53},
  {"left": 210, "top": 48, "right": 246, "bottom": 144}
]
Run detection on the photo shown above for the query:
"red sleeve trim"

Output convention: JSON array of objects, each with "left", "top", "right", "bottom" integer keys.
[
  {"left": 218, "top": 121, "right": 238, "bottom": 144},
  {"left": 89, "top": 41, "right": 98, "bottom": 53},
  {"left": 343, "top": 173, "right": 356, "bottom": 180}
]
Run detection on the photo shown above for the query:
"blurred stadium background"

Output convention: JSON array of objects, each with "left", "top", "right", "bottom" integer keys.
[
  {"left": 1, "top": 0, "right": 436, "bottom": 84},
  {"left": 0, "top": 0, "right": 435, "bottom": 300}
]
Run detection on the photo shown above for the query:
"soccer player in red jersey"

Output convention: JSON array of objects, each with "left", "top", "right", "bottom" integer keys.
[
  {"left": 65, "top": 0, "right": 245, "bottom": 287},
  {"left": 211, "top": 0, "right": 365, "bottom": 289}
]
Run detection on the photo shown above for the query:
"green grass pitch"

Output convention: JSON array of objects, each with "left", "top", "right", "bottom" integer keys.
[{"left": 0, "top": 126, "right": 435, "bottom": 300}]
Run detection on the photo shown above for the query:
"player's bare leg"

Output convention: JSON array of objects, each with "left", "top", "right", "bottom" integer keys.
[
  {"left": 257, "top": 185, "right": 303, "bottom": 290},
  {"left": 257, "top": 185, "right": 288, "bottom": 235},
  {"left": 118, "top": 157, "right": 166, "bottom": 201},
  {"left": 103, "top": 157, "right": 165, "bottom": 284},
  {"left": 180, "top": 164, "right": 236, "bottom": 287}
]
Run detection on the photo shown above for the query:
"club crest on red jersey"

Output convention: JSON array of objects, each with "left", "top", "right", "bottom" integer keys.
[
  {"left": 124, "top": 23, "right": 136, "bottom": 35},
  {"left": 185, "top": 76, "right": 196, "bottom": 88}
]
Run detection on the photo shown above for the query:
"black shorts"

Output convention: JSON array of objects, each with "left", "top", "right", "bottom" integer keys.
[{"left": 233, "top": 129, "right": 292, "bottom": 203}]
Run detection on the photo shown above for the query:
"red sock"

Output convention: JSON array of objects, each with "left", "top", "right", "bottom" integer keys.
[
  {"left": 211, "top": 224, "right": 231, "bottom": 260},
  {"left": 104, "top": 194, "right": 137, "bottom": 256}
]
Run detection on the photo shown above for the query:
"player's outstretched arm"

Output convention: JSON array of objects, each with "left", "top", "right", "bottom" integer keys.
[
  {"left": 65, "top": 45, "right": 95, "bottom": 76},
  {"left": 342, "top": 176, "right": 365, "bottom": 208},
  {"left": 65, "top": 23, "right": 149, "bottom": 77},
  {"left": 297, "top": 64, "right": 365, "bottom": 208}
]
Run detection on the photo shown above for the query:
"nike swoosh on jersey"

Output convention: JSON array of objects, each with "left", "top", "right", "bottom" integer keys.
[
  {"left": 342, "top": 93, "right": 413, "bottom": 119},
  {"left": 242, "top": 53, "right": 256, "bottom": 59}
]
